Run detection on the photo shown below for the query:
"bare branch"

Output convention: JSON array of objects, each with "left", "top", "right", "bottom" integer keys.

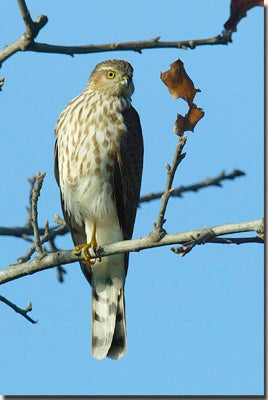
[
  {"left": 1, "top": 0, "right": 263, "bottom": 67},
  {"left": 0, "top": 294, "right": 37, "bottom": 324},
  {"left": 0, "top": 0, "right": 233, "bottom": 69},
  {"left": 205, "top": 236, "right": 264, "bottom": 245},
  {"left": 31, "top": 172, "right": 46, "bottom": 253},
  {"left": 24, "top": 175, "right": 36, "bottom": 228},
  {"left": 150, "top": 135, "right": 187, "bottom": 241},
  {"left": 0, "top": 218, "right": 263, "bottom": 286},
  {"left": 16, "top": 224, "right": 67, "bottom": 264},
  {"left": 0, "top": 1, "right": 48, "bottom": 67},
  {"left": 0, "top": 223, "right": 68, "bottom": 239},
  {"left": 140, "top": 169, "right": 245, "bottom": 203},
  {"left": 171, "top": 223, "right": 264, "bottom": 256},
  {"left": 17, "top": 0, "right": 35, "bottom": 30},
  {"left": 49, "top": 239, "right": 67, "bottom": 283},
  {"left": 26, "top": 31, "right": 233, "bottom": 56},
  {"left": 0, "top": 169, "right": 243, "bottom": 241}
]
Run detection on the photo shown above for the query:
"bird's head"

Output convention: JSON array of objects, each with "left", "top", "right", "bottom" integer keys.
[{"left": 86, "top": 59, "right": 134, "bottom": 98}]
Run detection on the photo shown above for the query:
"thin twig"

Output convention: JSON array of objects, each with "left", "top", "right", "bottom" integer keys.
[
  {"left": 24, "top": 175, "right": 35, "bottom": 228},
  {"left": 17, "top": 0, "right": 35, "bottom": 30},
  {"left": 0, "top": 218, "right": 263, "bottom": 285},
  {"left": 150, "top": 135, "right": 187, "bottom": 241},
  {"left": 206, "top": 236, "right": 264, "bottom": 244},
  {"left": 0, "top": 294, "right": 37, "bottom": 323},
  {"left": 16, "top": 224, "right": 67, "bottom": 263},
  {"left": 49, "top": 239, "right": 67, "bottom": 283},
  {"left": 139, "top": 169, "right": 245, "bottom": 203},
  {"left": 31, "top": 172, "right": 46, "bottom": 253},
  {"left": 0, "top": 223, "right": 68, "bottom": 239}
]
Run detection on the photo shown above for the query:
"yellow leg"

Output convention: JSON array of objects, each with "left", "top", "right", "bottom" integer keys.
[{"left": 73, "top": 223, "right": 97, "bottom": 265}]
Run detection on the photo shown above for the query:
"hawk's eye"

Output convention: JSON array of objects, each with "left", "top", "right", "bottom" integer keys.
[{"left": 106, "top": 70, "right": 116, "bottom": 79}]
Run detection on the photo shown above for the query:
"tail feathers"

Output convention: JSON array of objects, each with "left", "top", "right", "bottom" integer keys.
[
  {"left": 92, "top": 284, "right": 126, "bottom": 360},
  {"left": 107, "top": 288, "right": 126, "bottom": 360}
]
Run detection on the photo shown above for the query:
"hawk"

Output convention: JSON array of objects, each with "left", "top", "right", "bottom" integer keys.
[{"left": 54, "top": 60, "right": 143, "bottom": 360}]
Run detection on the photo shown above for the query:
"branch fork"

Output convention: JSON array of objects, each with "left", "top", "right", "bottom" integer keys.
[{"left": 171, "top": 229, "right": 215, "bottom": 256}]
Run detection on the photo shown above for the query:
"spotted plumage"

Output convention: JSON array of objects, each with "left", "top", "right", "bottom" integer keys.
[{"left": 54, "top": 60, "right": 143, "bottom": 360}]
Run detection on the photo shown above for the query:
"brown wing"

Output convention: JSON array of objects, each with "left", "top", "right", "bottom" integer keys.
[{"left": 113, "top": 106, "right": 144, "bottom": 275}]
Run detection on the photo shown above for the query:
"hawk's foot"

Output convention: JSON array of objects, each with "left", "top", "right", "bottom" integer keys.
[
  {"left": 73, "top": 243, "right": 96, "bottom": 265},
  {"left": 72, "top": 222, "right": 100, "bottom": 265}
]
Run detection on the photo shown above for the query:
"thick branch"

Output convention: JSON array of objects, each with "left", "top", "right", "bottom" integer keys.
[
  {"left": 26, "top": 32, "right": 232, "bottom": 55},
  {"left": 0, "top": 218, "right": 263, "bottom": 285},
  {"left": 0, "top": 21, "right": 232, "bottom": 67}
]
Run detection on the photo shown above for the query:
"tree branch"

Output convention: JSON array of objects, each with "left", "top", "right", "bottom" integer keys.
[
  {"left": 0, "top": 0, "right": 233, "bottom": 68},
  {"left": 150, "top": 135, "right": 187, "bottom": 241},
  {"left": 171, "top": 227, "right": 264, "bottom": 256},
  {"left": 16, "top": 224, "right": 67, "bottom": 264},
  {"left": 17, "top": 0, "right": 35, "bottom": 31},
  {"left": 0, "top": 294, "right": 37, "bottom": 324},
  {"left": 0, "top": 218, "right": 263, "bottom": 286},
  {"left": 0, "top": 169, "right": 244, "bottom": 241},
  {"left": 0, "top": 1, "right": 48, "bottom": 67},
  {"left": 139, "top": 169, "right": 245, "bottom": 203},
  {"left": 0, "top": 223, "right": 68, "bottom": 239},
  {"left": 30, "top": 172, "right": 46, "bottom": 254},
  {"left": 48, "top": 238, "right": 67, "bottom": 283},
  {"left": 24, "top": 31, "right": 233, "bottom": 56}
]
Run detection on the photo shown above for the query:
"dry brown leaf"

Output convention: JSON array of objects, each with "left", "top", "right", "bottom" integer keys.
[
  {"left": 224, "top": 0, "right": 264, "bottom": 31},
  {"left": 173, "top": 105, "right": 204, "bottom": 136},
  {"left": 161, "top": 59, "right": 200, "bottom": 105}
]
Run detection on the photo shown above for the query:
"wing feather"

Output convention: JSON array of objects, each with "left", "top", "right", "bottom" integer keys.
[{"left": 113, "top": 106, "right": 144, "bottom": 275}]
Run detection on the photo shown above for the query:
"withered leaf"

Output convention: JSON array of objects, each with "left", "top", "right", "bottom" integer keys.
[
  {"left": 173, "top": 105, "right": 204, "bottom": 136},
  {"left": 224, "top": 0, "right": 264, "bottom": 31},
  {"left": 161, "top": 59, "right": 200, "bottom": 105}
]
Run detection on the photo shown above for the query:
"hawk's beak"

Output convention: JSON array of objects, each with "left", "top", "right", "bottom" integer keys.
[{"left": 121, "top": 76, "right": 131, "bottom": 87}]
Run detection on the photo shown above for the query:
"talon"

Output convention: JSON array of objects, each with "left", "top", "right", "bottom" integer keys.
[
  {"left": 72, "top": 223, "right": 98, "bottom": 265},
  {"left": 94, "top": 245, "right": 102, "bottom": 262},
  {"left": 73, "top": 244, "right": 84, "bottom": 255},
  {"left": 83, "top": 243, "right": 97, "bottom": 265}
]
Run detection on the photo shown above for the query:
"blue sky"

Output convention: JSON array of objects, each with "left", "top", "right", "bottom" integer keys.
[{"left": 0, "top": 0, "right": 264, "bottom": 396}]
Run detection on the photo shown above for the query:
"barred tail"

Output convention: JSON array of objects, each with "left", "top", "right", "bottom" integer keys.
[{"left": 91, "top": 284, "right": 126, "bottom": 360}]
